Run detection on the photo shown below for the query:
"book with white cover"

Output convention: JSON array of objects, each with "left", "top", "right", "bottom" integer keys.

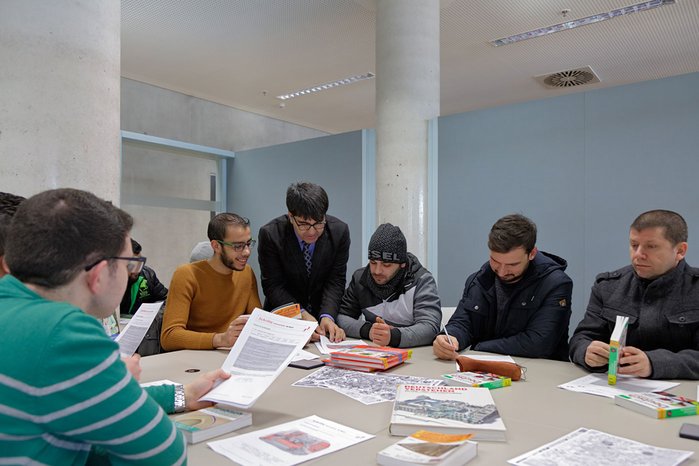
[
  {"left": 377, "top": 430, "right": 477, "bottom": 466},
  {"left": 389, "top": 384, "right": 506, "bottom": 442},
  {"left": 614, "top": 391, "right": 699, "bottom": 419},
  {"left": 173, "top": 406, "right": 251, "bottom": 443}
]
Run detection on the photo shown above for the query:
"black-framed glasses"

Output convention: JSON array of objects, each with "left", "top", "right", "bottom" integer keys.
[
  {"left": 292, "top": 216, "right": 326, "bottom": 232},
  {"left": 217, "top": 239, "right": 257, "bottom": 252},
  {"left": 84, "top": 256, "right": 147, "bottom": 274}
]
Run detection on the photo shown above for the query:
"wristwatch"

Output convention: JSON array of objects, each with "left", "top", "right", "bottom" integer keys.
[{"left": 173, "top": 383, "right": 186, "bottom": 413}]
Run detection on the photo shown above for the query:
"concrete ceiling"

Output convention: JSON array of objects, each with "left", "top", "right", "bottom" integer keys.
[{"left": 121, "top": 0, "right": 699, "bottom": 134}]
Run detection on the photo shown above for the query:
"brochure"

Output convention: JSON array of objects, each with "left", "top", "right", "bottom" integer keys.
[
  {"left": 208, "top": 415, "right": 373, "bottom": 466},
  {"left": 558, "top": 373, "right": 679, "bottom": 399},
  {"left": 200, "top": 308, "right": 317, "bottom": 409},
  {"left": 115, "top": 301, "right": 163, "bottom": 357}
]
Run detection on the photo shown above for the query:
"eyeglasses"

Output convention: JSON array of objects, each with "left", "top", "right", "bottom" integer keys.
[
  {"left": 292, "top": 216, "right": 326, "bottom": 232},
  {"left": 216, "top": 239, "right": 257, "bottom": 252},
  {"left": 84, "top": 256, "right": 147, "bottom": 274}
]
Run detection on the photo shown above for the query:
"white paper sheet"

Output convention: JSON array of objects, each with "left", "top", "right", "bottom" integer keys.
[
  {"left": 508, "top": 427, "right": 693, "bottom": 466},
  {"left": 114, "top": 302, "right": 163, "bottom": 357},
  {"left": 314, "top": 335, "right": 366, "bottom": 354},
  {"left": 558, "top": 373, "right": 679, "bottom": 398},
  {"left": 208, "top": 415, "right": 373, "bottom": 466},
  {"left": 200, "top": 308, "right": 317, "bottom": 409},
  {"left": 292, "top": 348, "right": 319, "bottom": 362}
]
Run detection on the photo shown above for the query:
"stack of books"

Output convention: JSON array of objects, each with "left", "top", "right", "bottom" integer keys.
[
  {"left": 323, "top": 345, "right": 412, "bottom": 372},
  {"left": 442, "top": 371, "right": 511, "bottom": 389},
  {"left": 608, "top": 315, "right": 629, "bottom": 385}
]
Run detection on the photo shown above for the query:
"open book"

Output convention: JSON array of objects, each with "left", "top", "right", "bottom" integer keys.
[{"left": 608, "top": 315, "right": 629, "bottom": 385}]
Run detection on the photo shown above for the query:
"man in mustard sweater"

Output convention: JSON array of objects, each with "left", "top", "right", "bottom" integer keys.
[{"left": 161, "top": 213, "right": 262, "bottom": 350}]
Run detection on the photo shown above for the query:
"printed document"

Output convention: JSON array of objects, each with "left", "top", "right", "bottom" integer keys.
[
  {"left": 114, "top": 302, "right": 162, "bottom": 357},
  {"left": 559, "top": 373, "right": 678, "bottom": 398},
  {"left": 208, "top": 415, "right": 373, "bottom": 466},
  {"left": 508, "top": 427, "right": 693, "bottom": 466},
  {"left": 201, "top": 308, "right": 317, "bottom": 409}
]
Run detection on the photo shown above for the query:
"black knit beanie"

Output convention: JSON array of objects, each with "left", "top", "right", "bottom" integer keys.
[{"left": 368, "top": 223, "right": 407, "bottom": 263}]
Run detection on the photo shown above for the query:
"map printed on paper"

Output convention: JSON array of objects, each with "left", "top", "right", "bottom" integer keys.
[
  {"left": 293, "top": 366, "right": 446, "bottom": 405},
  {"left": 508, "top": 427, "right": 694, "bottom": 466}
]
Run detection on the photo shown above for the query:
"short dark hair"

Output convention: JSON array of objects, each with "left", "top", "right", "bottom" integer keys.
[
  {"left": 286, "top": 182, "right": 329, "bottom": 221},
  {"left": 130, "top": 238, "right": 142, "bottom": 255},
  {"left": 488, "top": 214, "right": 537, "bottom": 254},
  {"left": 207, "top": 213, "right": 250, "bottom": 241},
  {"left": 631, "top": 209, "right": 687, "bottom": 245},
  {"left": 5, "top": 188, "right": 133, "bottom": 288}
]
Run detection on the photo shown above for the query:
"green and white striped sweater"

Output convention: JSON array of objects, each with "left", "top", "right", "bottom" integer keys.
[{"left": 0, "top": 275, "right": 187, "bottom": 465}]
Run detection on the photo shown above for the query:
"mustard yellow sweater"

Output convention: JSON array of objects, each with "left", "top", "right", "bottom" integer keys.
[{"left": 161, "top": 260, "right": 261, "bottom": 350}]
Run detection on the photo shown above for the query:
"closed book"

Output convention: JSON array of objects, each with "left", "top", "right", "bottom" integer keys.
[
  {"left": 389, "top": 384, "right": 506, "bottom": 442},
  {"left": 321, "top": 360, "right": 380, "bottom": 372},
  {"left": 377, "top": 430, "right": 477, "bottom": 466},
  {"left": 442, "top": 371, "right": 511, "bottom": 390},
  {"left": 614, "top": 392, "right": 699, "bottom": 419},
  {"left": 173, "top": 406, "right": 252, "bottom": 444},
  {"left": 608, "top": 315, "right": 629, "bottom": 385}
]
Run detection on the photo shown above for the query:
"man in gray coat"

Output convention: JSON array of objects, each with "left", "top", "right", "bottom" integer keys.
[
  {"left": 337, "top": 223, "right": 441, "bottom": 348},
  {"left": 570, "top": 209, "right": 699, "bottom": 380}
]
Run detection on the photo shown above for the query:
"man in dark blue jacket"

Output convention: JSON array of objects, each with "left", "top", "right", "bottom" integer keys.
[{"left": 433, "top": 214, "right": 573, "bottom": 361}]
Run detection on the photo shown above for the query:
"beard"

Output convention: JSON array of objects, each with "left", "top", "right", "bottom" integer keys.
[{"left": 221, "top": 249, "right": 245, "bottom": 271}]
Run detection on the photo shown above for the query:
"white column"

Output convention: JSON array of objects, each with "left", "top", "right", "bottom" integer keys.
[
  {"left": 0, "top": 0, "right": 121, "bottom": 202},
  {"left": 375, "top": 0, "right": 440, "bottom": 263}
]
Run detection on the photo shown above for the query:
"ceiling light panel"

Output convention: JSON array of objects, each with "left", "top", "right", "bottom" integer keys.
[
  {"left": 490, "top": 0, "right": 676, "bottom": 47},
  {"left": 276, "top": 73, "right": 375, "bottom": 100}
]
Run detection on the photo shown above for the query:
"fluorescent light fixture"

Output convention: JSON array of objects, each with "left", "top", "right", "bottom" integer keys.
[
  {"left": 490, "top": 0, "right": 675, "bottom": 47},
  {"left": 276, "top": 72, "right": 375, "bottom": 100}
]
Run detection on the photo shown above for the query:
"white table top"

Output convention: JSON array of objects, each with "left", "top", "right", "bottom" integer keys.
[{"left": 140, "top": 347, "right": 699, "bottom": 465}]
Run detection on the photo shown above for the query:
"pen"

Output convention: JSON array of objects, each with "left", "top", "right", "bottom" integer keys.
[{"left": 442, "top": 325, "right": 457, "bottom": 351}]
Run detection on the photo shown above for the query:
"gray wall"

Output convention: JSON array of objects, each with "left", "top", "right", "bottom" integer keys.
[
  {"left": 438, "top": 71, "right": 699, "bottom": 333},
  {"left": 228, "top": 131, "right": 364, "bottom": 296},
  {"left": 120, "top": 78, "right": 329, "bottom": 286}
]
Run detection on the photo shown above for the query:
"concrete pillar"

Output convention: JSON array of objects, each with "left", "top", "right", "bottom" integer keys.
[
  {"left": 375, "top": 0, "right": 440, "bottom": 262},
  {"left": 0, "top": 0, "right": 121, "bottom": 202}
]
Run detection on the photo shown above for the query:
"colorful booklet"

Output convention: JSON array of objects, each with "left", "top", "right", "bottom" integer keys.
[
  {"left": 377, "top": 430, "right": 477, "bottom": 466},
  {"left": 614, "top": 391, "right": 699, "bottom": 419},
  {"left": 173, "top": 406, "right": 252, "bottom": 444},
  {"left": 325, "top": 346, "right": 412, "bottom": 371},
  {"left": 608, "top": 315, "right": 629, "bottom": 385},
  {"left": 271, "top": 302, "right": 302, "bottom": 319},
  {"left": 389, "top": 384, "right": 506, "bottom": 442},
  {"left": 442, "top": 371, "right": 511, "bottom": 390}
]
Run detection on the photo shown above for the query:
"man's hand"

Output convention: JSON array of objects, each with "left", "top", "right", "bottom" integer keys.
[
  {"left": 618, "top": 346, "right": 652, "bottom": 378},
  {"left": 213, "top": 314, "right": 250, "bottom": 349},
  {"left": 299, "top": 311, "right": 322, "bottom": 342},
  {"left": 183, "top": 369, "right": 232, "bottom": 411},
  {"left": 317, "top": 317, "right": 345, "bottom": 343},
  {"left": 121, "top": 354, "right": 142, "bottom": 381},
  {"left": 584, "top": 340, "right": 610, "bottom": 367},
  {"left": 369, "top": 317, "right": 393, "bottom": 346},
  {"left": 432, "top": 334, "right": 459, "bottom": 360}
]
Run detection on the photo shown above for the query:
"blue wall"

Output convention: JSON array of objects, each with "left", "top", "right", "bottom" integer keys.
[
  {"left": 438, "top": 72, "right": 699, "bottom": 331},
  {"left": 228, "top": 131, "right": 364, "bottom": 288}
]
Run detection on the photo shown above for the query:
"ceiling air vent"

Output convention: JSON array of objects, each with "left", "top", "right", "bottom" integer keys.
[{"left": 535, "top": 66, "right": 600, "bottom": 88}]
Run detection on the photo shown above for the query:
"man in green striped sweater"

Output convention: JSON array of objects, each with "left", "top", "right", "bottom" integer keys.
[{"left": 0, "top": 188, "right": 230, "bottom": 465}]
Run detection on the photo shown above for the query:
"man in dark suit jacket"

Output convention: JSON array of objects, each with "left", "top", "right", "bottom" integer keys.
[{"left": 258, "top": 182, "right": 350, "bottom": 341}]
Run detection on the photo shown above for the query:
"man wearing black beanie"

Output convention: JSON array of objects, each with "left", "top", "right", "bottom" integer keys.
[{"left": 337, "top": 223, "right": 441, "bottom": 348}]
